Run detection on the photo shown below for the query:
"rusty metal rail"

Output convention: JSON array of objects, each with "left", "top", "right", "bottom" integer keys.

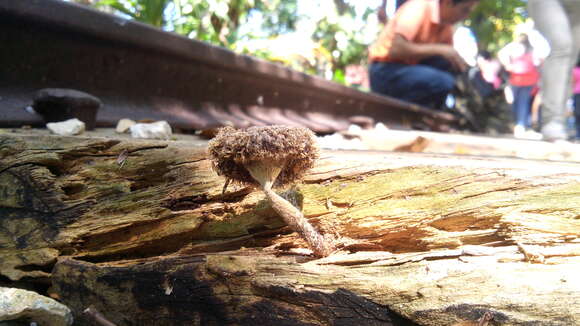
[{"left": 0, "top": 0, "right": 459, "bottom": 133}]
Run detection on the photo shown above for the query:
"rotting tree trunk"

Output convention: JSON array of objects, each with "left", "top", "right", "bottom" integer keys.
[{"left": 1, "top": 132, "right": 579, "bottom": 326}]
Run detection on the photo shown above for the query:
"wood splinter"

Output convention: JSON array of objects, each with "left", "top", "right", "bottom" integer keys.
[{"left": 208, "top": 125, "right": 336, "bottom": 257}]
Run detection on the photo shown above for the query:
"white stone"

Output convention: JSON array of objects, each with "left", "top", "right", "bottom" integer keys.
[
  {"left": 374, "top": 122, "right": 389, "bottom": 132},
  {"left": 347, "top": 124, "right": 362, "bottom": 133},
  {"left": 130, "top": 121, "right": 172, "bottom": 140},
  {"left": 317, "top": 133, "right": 367, "bottom": 150},
  {"left": 46, "top": 118, "right": 85, "bottom": 136},
  {"left": 115, "top": 118, "right": 136, "bottom": 133},
  {"left": 0, "top": 287, "right": 73, "bottom": 326}
]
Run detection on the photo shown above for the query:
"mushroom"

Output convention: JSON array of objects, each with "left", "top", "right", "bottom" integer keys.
[{"left": 208, "top": 125, "right": 335, "bottom": 257}]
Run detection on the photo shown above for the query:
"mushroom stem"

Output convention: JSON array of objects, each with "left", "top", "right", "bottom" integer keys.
[
  {"left": 263, "top": 187, "right": 335, "bottom": 257},
  {"left": 246, "top": 161, "right": 335, "bottom": 257},
  {"left": 245, "top": 162, "right": 282, "bottom": 191}
]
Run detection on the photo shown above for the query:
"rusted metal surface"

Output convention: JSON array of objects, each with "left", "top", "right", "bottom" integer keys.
[{"left": 0, "top": 0, "right": 459, "bottom": 133}]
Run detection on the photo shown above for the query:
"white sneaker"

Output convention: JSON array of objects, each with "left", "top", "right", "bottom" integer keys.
[
  {"left": 514, "top": 125, "right": 543, "bottom": 140},
  {"left": 513, "top": 125, "right": 526, "bottom": 139},
  {"left": 541, "top": 121, "right": 568, "bottom": 142},
  {"left": 524, "top": 129, "right": 543, "bottom": 140}
]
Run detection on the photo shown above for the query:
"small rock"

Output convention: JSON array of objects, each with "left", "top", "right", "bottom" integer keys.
[
  {"left": 317, "top": 133, "right": 366, "bottom": 150},
  {"left": 347, "top": 124, "right": 363, "bottom": 134},
  {"left": 0, "top": 287, "right": 73, "bottom": 326},
  {"left": 130, "top": 121, "right": 172, "bottom": 140},
  {"left": 47, "top": 118, "right": 85, "bottom": 136},
  {"left": 374, "top": 122, "right": 389, "bottom": 132},
  {"left": 32, "top": 88, "right": 101, "bottom": 130},
  {"left": 116, "top": 118, "right": 136, "bottom": 133}
]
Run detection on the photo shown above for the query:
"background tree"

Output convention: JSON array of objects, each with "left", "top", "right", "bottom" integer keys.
[
  {"left": 170, "top": 0, "right": 299, "bottom": 47},
  {"left": 467, "top": 0, "right": 527, "bottom": 54},
  {"left": 89, "top": 0, "right": 299, "bottom": 47},
  {"left": 96, "top": 0, "right": 171, "bottom": 27}
]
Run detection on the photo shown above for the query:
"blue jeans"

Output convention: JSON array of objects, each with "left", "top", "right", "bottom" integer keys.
[
  {"left": 369, "top": 57, "right": 456, "bottom": 109},
  {"left": 574, "top": 93, "right": 580, "bottom": 139},
  {"left": 511, "top": 85, "right": 533, "bottom": 128}
]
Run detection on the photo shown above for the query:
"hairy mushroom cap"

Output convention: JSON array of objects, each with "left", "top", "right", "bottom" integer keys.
[{"left": 208, "top": 125, "right": 319, "bottom": 188}]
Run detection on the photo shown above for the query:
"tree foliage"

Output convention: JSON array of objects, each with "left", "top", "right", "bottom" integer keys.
[
  {"left": 312, "top": 1, "right": 377, "bottom": 83},
  {"left": 467, "top": 0, "right": 527, "bottom": 54},
  {"left": 170, "top": 0, "right": 299, "bottom": 47},
  {"left": 96, "top": 0, "right": 171, "bottom": 27}
]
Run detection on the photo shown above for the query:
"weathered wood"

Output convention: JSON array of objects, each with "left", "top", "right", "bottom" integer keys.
[
  {"left": 52, "top": 254, "right": 409, "bottom": 326},
  {"left": 1, "top": 132, "right": 579, "bottom": 325}
]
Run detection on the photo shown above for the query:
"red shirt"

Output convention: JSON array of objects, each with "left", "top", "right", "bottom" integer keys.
[{"left": 509, "top": 52, "right": 539, "bottom": 87}]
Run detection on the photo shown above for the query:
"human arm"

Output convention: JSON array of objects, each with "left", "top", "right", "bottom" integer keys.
[
  {"left": 388, "top": 34, "right": 467, "bottom": 72},
  {"left": 497, "top": 43, "right": 514, "bottom": 72}
]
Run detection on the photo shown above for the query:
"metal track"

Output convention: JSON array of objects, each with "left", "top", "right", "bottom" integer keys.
[{"left": 0, "top": 0, "right": 459, "bottom": 133}]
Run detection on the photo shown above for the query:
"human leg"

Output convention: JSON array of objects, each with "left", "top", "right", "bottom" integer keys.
[
  {"left": 562, "top": 0, "right": 580, "bottom": 82},
  {"left": 369, "top": 61, "right": 455, "bottom": 108},
  {"left": 369, "top": 62, "right": 398, "bottom": 96},
  {"left": 419, "top": 56, "right": 454, "bottom": 74},
  {"left": 511, "top": 85, "right": 542, "bottom": 139},
  {"left": 417, "top": 56, "right": 457, "bottom": 108},
  {"left": 528, "top": 0, "right": 575, "bottom": 140},
  {"left": 574, "top": 93, "right": 580, "bottom": 139},
  {"left": 511, "top": 85, "right": 533, "bottom": 128}
]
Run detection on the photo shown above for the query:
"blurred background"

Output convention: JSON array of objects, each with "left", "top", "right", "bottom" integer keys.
[{"left": 63, "top": 0, "right": 532, "bottom": 88}]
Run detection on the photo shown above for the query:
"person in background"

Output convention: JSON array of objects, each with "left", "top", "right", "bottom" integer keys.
[
  {"left": 466, "top": 50, "right": 500, "bottom": 99},
  {"left": 530, "top": 86, "right": 542, "bottom": 130},
  {"left": 573, "top": 58, "right": 580, "bottom": 141},
  {"left": 368, "top": 0, "right": 480, "bottom": 110},
  {"left": 477, "top": 51, "right": 502, "bottom": 91},
  {"left": 528, "top": 0, "right": 580, "bottom": 142},
  {"left": 498, "top": 33, "right": 543, "bottom": 140}
]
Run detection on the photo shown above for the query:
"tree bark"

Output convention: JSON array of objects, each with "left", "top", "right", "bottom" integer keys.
[{"left": 1, "top": 132, "right": 579, "bottom": 325}]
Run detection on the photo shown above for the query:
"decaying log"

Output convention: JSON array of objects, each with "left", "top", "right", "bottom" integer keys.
[{"left": 1, "top": 132, "right": 579, "bottom": 326}]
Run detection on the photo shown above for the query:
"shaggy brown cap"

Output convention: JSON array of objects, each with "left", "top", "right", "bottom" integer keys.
[{"left": 208, "top": 125, "right": 319, "bottom": 187}]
